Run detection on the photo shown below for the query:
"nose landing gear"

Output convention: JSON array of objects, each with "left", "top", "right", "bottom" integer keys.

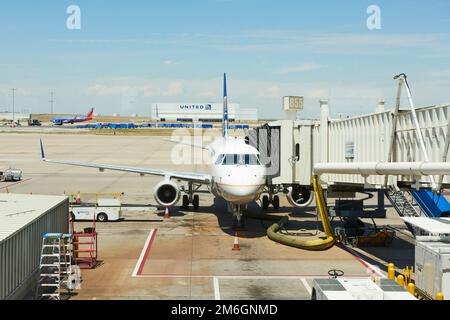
[{"left": 229, "top": 203, "right": 246, "bottom": 230}]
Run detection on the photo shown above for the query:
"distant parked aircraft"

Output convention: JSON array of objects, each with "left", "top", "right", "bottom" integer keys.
[{"left": 51, "top": 108, "right": 94, "bottom": 125}]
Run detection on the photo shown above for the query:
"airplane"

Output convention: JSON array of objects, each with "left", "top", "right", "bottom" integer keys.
[
  {"left": 51, "top": 108, "right": 94, "bottom": 125},
  {"left": 40, "top": 75, "right": 267, "bottom": 228}
]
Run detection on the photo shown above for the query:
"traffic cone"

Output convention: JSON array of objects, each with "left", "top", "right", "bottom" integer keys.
[
  {"left": 232, "top": 232, "right": 240, "bottom": 251},
  {"left": 164, "top": 207, "right": 170, "bottom": 219}
]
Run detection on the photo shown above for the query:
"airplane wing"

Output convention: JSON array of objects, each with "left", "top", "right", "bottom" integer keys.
[{"left": 39, "top": 139, "right": 211, "bottom": 184}]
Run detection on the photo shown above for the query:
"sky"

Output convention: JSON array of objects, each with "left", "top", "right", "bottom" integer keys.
[{"left": 0, "top": 0, "right": 449, "bottom": 119}]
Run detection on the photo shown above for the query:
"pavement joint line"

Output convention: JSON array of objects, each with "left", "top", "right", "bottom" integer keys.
[
  {"left": 213, "top": 277, "right": 221, "bottom": 300},
  {"left": 0, "top": 178, "right": 33, "bottom": 190},
  {"left": 132, "top": 228, "right": 157, "bottom": 277},
  {"left": 300, "top": 278, "right": 312, "bottom": 295}
]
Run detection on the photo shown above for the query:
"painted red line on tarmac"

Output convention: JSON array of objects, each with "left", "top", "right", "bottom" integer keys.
[
  {"left": 338, "top": 244, "right": 384, "bottom": 277},
  {"left": 138, "top": 274, "right": 369, "bottom": 278},
  {"left": 0, "top": 178, "right": 33, "bottom": 191},
  {"left": 136, "top": 229, "right": 158, "bottom": 276}
]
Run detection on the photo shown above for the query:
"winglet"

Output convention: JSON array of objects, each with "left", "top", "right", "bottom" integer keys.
[{"left": 40, "top": 139, "right": 46, "bottom": 160}]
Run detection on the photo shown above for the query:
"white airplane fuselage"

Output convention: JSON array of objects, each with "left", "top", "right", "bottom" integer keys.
[{"left": 208, "top": 136, "right": 266, "bottom": 205}]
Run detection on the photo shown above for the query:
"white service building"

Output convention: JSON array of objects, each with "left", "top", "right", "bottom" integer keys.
[
  {"left": 0, "top": 112, "right": 31, "bottom": 122},
  {"left": 151, "top": 103, "right": 258, "bottom": 122},
  {"left": 0, "top": 194, "right": 69, "bottom": 300}
]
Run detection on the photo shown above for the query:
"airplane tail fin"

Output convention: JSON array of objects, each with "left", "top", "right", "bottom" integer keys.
[
  {"left": 222, "top": 73, "right": 229, "bottom": 138},
  {"left": 86, "top": 108, "right": 94, "bottom": 120}
]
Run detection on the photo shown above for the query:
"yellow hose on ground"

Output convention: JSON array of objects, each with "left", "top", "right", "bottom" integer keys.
[{"left": 259, "top": 175, "right": 335, "bottom": 251}]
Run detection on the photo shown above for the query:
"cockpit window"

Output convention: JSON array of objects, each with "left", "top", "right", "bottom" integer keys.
[
  {"left": 219, "top": 154, "right": 261, "bottom": 165},
  {"left": 244, "top": 154, "right": 261, "bottom": 165},
  {"left": 215, "top": 154, "right": 225, "bottom": 165},
  {"left": 223, "top": 154, "right": 238, "bottom": 165}
]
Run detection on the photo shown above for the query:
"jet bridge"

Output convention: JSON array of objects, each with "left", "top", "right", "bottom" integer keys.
[
  {"left": 249, "top": 98, "right": 450, "bottom": 224},
  {"left": 250, "top": 101, "right": 450, "bottom": 189}
]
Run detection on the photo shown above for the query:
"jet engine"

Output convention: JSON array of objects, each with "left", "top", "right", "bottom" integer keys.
[
  {"left": 154, "top": 180, "right": 181, "bottom": 207},
  {"left": 287, "top": 185, "right": 314, "bottom": 208}
]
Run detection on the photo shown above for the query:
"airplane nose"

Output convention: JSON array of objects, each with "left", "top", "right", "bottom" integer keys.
[
  {"left": 222, "top": 184, "right": 261, "bottom": 197},
  {"left": 218, "top": 170, "right": 265, "bottom": 203}
]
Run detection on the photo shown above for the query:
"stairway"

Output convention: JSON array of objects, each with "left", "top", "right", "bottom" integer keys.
[
  {"left": 385, "top": 187, "right": 421, "bottom": 218},
  {"left": 37, "top": 233, "right": 74, "bottom": 300},
  {"left": 385, "top": 187, "right": 422, "bottom": 236}
]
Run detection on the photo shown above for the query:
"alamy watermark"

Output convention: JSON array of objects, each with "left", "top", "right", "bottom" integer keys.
[
  {"left": 367, "top": 5, "right": 381, "bottom": 30},
  {"left": 66, "top": 5, "right": 81, "bottom": 30},
  {"left": 169, "top": 125, "right": 280, "bottom": 176}
]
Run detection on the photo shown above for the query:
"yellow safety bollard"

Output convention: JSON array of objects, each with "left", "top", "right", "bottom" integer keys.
[
  {"left": 407, "top": 283, "right": 415, "bottom": 296},
  {"left": 396, "top": 275, "right": 405, "bottom": 287},
  {"left": 388, "top": 266, "right": 395, "bottom": 280},
  {"left": 436, "top": 292, "right": 444, "bottom": 300}
]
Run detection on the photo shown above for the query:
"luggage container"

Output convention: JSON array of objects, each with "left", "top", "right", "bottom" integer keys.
[
  {"left": 0, "top": 168, "right": 22, "bottom": 182},
  {"left": 415, "top": 240, "right": 450, "bottom": 299}
]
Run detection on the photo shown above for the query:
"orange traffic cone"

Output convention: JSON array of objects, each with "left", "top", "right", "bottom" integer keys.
[
  {"left": 232, "top": 232, "right": 240, "bottom": 251},
  {"left": 164, "top": 207, "right": 170, "bottom": 219}
]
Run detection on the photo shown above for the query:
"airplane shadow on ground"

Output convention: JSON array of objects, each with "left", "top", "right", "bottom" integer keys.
[
  {"left": 345, "top": 228, "right": 416, "bottom": 272},
  {"left": 178, "top": 197, "right": 320, "bottom": 238},
  {"left": 123, "top": 199, "right": 415, "bottom": 269}
]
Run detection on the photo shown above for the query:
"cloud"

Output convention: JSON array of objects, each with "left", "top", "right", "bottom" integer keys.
[
  {"left": 47, "top": 31, "right": 450, "bottom": 57},
  {"left": 78, "top": 73, "right": 450, "bottom": 120},
  {"left": 162, "top": 60, "right": 183, "bottom": 66},
  {"left": 277, "top": 63, "right": 326, "bottom": 74},
  {"left": 85, "top": 80, "right": 185, "bottom": 97}
]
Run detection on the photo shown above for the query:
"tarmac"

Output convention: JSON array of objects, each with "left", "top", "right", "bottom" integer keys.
[{"left": 0, "top": 132, "right": 415, "bottom": 300}]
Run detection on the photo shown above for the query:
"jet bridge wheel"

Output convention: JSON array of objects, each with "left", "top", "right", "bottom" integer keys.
[
  {"left": 262, "top": 195, "right": 270, "bottom": 210},
  {"left": 272, "top": 195, "right": 280, "bottom": 210},
  {"left": 343, "top": 218, "right": 365, "bottom": 238}
]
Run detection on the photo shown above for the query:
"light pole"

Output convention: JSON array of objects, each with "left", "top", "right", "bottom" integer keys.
[
  {"left": 50, "top": 92, "right": 54, "bottom": 114},
  {"left": 12, "top": 88, "right": 16, "bottom": 127}
]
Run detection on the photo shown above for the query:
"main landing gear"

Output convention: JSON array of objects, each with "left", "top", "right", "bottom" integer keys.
[
  {"left": 181, "top": 194, "right": 199, "bottom": 210},
  {"left": 181, "top": 182, "right": 200, "bottom": 210},
  {"left": 262, "top": 195, "right": 280, "bottom": 211}
]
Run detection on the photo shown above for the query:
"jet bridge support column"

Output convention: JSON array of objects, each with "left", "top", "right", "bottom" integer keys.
[
  {"left": 438, "top": 114, "right": 450, "bottom": 190},
  {"left": 320, "top": 100, "right": 329, "bottom": 165}
]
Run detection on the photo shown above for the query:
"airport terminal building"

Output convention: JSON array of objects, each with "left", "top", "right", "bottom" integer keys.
[{"left": 151, "top": 103, "right": 258, "bottom": 122}]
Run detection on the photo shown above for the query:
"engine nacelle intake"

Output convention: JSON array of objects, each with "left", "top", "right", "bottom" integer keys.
[
  {"left": 154, "top": 180, "right": 181, "bottom": 207},
  {"left": 287, "top": 185, "right": 314, "bottom": 208}
]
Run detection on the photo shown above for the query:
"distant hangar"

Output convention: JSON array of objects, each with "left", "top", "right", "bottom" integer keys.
[{"left": 151, "top": 103, "right": 258, "bottom": 122}]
